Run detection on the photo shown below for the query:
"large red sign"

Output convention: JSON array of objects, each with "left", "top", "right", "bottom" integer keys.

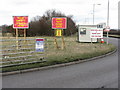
[
  {"left": 52, "top": 17, "right": 67, "bottom": 29},
  {"left": 13, "top": 16, "right": 29, "bottom": 28}
]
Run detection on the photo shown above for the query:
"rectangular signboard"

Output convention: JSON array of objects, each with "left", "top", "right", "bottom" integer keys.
[
  {"left": 36, "top": 38, "right": 44, "bottom": 52},
  {"left": 13, "top": 16, "right": 29, "bottom": 29},
  {"left": 90, "top": 28, "right": 103, "bottom": 38},
  {"left": 52, "top": 17, "right": 67, "bottom": 29}
]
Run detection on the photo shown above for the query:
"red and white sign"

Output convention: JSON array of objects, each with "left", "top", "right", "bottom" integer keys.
[
  {"left": 104, "top": 26, "right": 110, "bottom": 32},
  {"left": 13, "top": 16, "right": 29, "bottom": 29},
  {"left": 104, "top": 29, "right": 110, "bottom": 32},
  {"left": 36, "top": 38, "right": 44, "bottom": 52},
  {"left": 90, "top": 28, "right": 103, "bottom": 38},
  {"left": 52, "top": 17, "right": 67, "bottom": 29}
]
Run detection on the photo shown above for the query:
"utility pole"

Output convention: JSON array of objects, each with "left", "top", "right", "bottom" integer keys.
[
  {"left": 93, "top": 4, "right": 101, "bottom": 25},
  {"left": 106, "top": 0, "right": 110, "bottom": 44},
  {"left": 93, "top": 4, "right": 95, "bottom": 25}
]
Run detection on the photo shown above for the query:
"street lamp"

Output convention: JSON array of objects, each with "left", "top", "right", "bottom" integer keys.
[
  {"left": 107, "top": 0, "right": 109, "bottom": 27},
  {"left": 106, "top": 0, "right": 110, "bottom": 44},
  {"left": 93, "top": 4, "right": 101, "bottom": 25}
]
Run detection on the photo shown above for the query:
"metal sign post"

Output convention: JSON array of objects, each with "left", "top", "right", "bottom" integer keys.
[{"left": 104, "top": 26, "right": 110, "bottom": 44}]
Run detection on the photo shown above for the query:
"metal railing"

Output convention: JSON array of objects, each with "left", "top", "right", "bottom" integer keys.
[{"left": 1, "top": 37, "right": 46, "bottom": 68}]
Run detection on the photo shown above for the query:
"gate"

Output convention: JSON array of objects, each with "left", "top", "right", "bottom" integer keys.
[{"left": 1, "top": 37, "right": 46, "bottom": 69}]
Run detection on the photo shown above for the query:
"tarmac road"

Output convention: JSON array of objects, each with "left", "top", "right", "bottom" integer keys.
[{"left": 2, "top": 38, "right": 119, "bottom": 88}]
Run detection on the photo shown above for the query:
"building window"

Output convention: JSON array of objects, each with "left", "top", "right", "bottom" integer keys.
[
  {"left": 97, "top": 25, "right": 103, "bottom": 28},
  {"left": 80, "top": 28, "right": 86, "bottom": 34}
]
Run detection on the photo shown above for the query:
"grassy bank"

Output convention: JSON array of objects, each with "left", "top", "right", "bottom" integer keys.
[{"left": 2, "top": 36, "right": 116, "bottom": 72}]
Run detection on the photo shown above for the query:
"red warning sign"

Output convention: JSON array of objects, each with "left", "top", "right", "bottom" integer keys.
[
  {"left": 13, "top": 16, "right": 29, "bottom": 29},
  {"left": 52, "top": 17, "right": 67, "bottom": 29}
]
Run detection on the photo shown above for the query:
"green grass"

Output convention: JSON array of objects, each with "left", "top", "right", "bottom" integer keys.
[{"left": 1, "top": 36, "right": 116, "bottom": 72}]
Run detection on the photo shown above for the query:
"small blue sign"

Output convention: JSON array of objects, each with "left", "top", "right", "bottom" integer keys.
[{"left": 36, "top": 38, "right": 44, "bottom": 52}]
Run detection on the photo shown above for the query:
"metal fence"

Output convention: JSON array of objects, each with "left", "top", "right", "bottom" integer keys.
[{"left": 1, "top": 37, "right": 46, "bottom": 68}]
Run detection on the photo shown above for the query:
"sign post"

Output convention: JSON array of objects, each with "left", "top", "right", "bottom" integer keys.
[
  {"left": 52, "top": 17, "right": 67, "bottom": 49},
  {"left": 62, "top": 34, "right": 65, "bottom": 49},
  {"left": 24, "top": 29, "right": 26, "bottom": 43},
  {"left": 104, "top": 26, "right": 110, "bottom": 44},
  {"left": 54, "top": 36, "right": 59, "bottom": 49},
  {"left": 13, "top": 16, "right": 29, "bottom": 49},
  {"left": 16, "top": 28, "right": 19, "bottom": 49},
  {"left": 54, "top": 29, "right": 63, "bottom": 49}
]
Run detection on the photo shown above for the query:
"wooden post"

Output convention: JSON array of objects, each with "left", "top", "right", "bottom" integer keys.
[
  {"left": 91, "top": 38, "right": 93, "bottom": 44},
  {"left": 61, "top": 36, "right": 65, "bottom": 49},
  {"left": 61, "top": 30, "right": 65, "bottom": 49},
  {"left": 16, "top": 28, "right": 19, "bottom": 49},
  {"left": 54, "top": 36, "right": 58, "bottom": 49},
  {"left": 24, "top": 29, "right": 26, "bottom": 43}
]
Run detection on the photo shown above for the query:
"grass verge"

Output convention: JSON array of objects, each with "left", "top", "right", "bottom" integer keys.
[{"left": 2, "top": 36, "right": 116, "bottom": 73}]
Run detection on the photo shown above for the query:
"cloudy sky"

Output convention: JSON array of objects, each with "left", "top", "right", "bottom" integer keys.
[{"left": 0, "top": 0, "right": 119, "bottom": 29}]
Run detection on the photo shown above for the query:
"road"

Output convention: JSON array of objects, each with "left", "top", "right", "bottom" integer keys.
[{"left": 2, "top": 38, "right": 118, "bottom": 88}]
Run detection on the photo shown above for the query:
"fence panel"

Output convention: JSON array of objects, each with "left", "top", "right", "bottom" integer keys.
[{"left": 1, "top": 37, "right": 46, "bottom": 68}]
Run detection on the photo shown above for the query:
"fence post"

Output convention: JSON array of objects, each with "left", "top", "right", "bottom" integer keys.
[{"left": 16, "top": 28, "right": 19, "bottom": 49}]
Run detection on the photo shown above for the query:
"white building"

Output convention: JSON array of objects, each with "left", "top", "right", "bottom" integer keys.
[{"left": 78, "top": 23, "right": 106, "bottom": 42}]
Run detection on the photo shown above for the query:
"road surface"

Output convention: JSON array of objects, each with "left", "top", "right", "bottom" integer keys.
[{"left": 2, "top": 38, "right": 118, "bottom": 88}]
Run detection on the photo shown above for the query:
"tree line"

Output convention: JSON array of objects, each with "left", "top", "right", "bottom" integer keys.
[
  {"left": 1, "top": 9, "right": 120, "bottom": 37},
  {"left": 1, "top": 10, "right": 78, "bottom": 37},
  {"left": 103, "top": 29, "right": 120, "bottom": 35}
]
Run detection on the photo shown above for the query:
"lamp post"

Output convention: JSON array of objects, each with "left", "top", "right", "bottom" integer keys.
[
  {"left": 93, "top": 4, "right": 101, "bottom": 25},
  {"left": 106, "top": 0, "right": 110, "bottom": 44}
]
